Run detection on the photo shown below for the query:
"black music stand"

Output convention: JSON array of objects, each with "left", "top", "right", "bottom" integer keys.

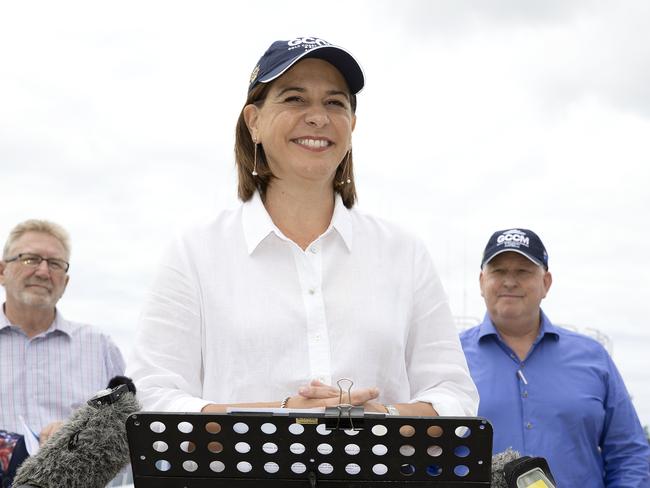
[{"left": 127, "top": 409, "right": 492, "bottom": 487}]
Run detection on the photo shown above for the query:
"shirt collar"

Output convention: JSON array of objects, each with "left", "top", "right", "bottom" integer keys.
[
  {"left": 0, "top": 304, "right": 72, "bottom": 337},
  {"left": 536, "top": 310, "right": 561, "bottom": 341},
  {"left": 242, "top": 192, "right": 353, "bottom": 254},
  {"left": 242, "top": 192, "right": 277, "bottom": 254},
  {"left": 0, "top": 306, "right": 10, "bottom": 331},
  {"left": 52, "top": 312, "right": 75, "bottom": 336},
  {"left": 477, "top": 309, "right": 560, "bottom": 342},
  {"left": 330, "top": 194, "right": 353, "bottom": 252}
]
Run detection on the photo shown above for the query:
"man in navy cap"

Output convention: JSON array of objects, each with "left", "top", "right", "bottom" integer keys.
[{"left": 460, "top": 228, "right": 649, "bottom": 487}]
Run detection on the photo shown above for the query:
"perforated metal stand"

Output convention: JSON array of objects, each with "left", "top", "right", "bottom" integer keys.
[{"left": 127, "top": 412, "right": 492, "bottom": 487}]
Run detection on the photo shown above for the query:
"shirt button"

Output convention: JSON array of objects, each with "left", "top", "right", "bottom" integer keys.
[
  {"left": 315, "top": 335, "right": 321, "bottom": 342},
  {"left": 523, "top": 391, "right": 528, "bottom": 398},
  {"left": 310, "top": 247, "right": 318, "bottom": 254},
  {"left": 526, "top": 422, "right": 533, "bottom": 429},
  {"left": 308, "top": 288, "right": 315, "bottom": 295}
]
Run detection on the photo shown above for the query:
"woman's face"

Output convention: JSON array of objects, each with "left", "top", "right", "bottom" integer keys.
[{"left": 244, "top": 58, "right": 356, "bottom": 188}]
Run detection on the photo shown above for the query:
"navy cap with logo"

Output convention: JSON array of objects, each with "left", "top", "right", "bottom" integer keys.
[
  {"left": 481, "top": 228, "right": 549, "bottom": 269},
  {"left": 248, "top": 36, "right": 364, "bottom": 94}
]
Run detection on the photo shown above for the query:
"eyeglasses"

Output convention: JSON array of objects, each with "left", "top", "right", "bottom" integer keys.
[{"left": 4, "top": 253, "right": 70, "bottom": 273}]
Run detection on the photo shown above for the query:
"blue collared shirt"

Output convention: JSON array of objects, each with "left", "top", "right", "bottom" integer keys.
[{"left": 460, "top": 311, "right": 650, "bottom": 487}]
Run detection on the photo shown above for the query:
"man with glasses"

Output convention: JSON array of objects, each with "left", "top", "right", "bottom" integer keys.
[{"left": 0, "top": 219, "right": 124, "bottom": 485}]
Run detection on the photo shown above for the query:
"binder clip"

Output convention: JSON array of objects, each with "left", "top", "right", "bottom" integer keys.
[{"left": 324, "top": 378, "right": 365, "bottom": 431}]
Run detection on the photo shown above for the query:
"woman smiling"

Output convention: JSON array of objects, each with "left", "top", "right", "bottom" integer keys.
[{"left": 128, "top": 37, "right": 478, "bottom": 418}]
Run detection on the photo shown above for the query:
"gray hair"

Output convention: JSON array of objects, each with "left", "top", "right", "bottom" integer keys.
[{"left": 3, "top": 219, "right": 71, "bottom": 261}]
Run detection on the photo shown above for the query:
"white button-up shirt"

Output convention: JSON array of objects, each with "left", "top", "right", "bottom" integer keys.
[{"left": 128, "top": 193, "right": 478, "bottom": 416}]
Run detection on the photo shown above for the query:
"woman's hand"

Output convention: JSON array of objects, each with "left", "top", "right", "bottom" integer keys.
[
  {"left": 292, "top": 380, "right": 438, "bottom": 415},
  {"left": 198, "top": 380, "right": 436, "bottom": 416},
  {"left": 288, "top": 379, "right": 380, "bottom": 409}
]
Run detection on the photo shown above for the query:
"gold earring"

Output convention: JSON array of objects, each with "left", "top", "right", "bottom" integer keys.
[
  {"left": 337, "top": 150, "right": 352, "bottom": 185},
  {"left": 252, "top": 140, "right": 259, "bottom": 176}
]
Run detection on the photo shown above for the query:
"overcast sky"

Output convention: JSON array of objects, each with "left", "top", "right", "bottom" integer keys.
[{"left": 1, "top": 1, "right": 649, "bottom": 426}]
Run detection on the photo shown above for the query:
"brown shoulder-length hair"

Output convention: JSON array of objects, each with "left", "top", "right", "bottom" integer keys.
[{"left": 234, "top": 82, "right": 358, "bottom": 209}]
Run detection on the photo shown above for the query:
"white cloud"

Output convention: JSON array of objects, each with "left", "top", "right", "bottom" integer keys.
[{"left": 1, "top": 0, "right": 648, "bottom": 426}]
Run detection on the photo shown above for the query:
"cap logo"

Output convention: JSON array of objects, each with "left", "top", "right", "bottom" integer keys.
[
  {"left": 249, "top": 65, "right": 260, "bottom": 84},
  {"left": 496, "top": 229, "right": 529, "bottom": 248},
  {"left": 287, "top": 37, "right": 331, "bottom": 51}
]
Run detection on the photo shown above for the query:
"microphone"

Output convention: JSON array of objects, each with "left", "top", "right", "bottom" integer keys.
[
  {"left": 12, "top": 376, "right": 140, "bottom": 488},
  {"left": 491, "top": 448, "right": 556, "bottom": 488},
  {"left": 503, "top": 456, "right": 556, "bottom": 487},
  {"left": 492, "top": 448, "right": 521, "bottom": 487}
]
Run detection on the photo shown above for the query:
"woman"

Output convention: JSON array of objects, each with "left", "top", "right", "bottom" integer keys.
[{"left": 128, "top": 37, "right": 478, "bottom": 417}]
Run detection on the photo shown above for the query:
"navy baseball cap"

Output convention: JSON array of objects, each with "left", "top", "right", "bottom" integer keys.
[
  {"left": 248, "top": 36, "right": 364, "bottom": 94},
  {"left": 481, "top": 228, "right": 549, "bottom": 269}
]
